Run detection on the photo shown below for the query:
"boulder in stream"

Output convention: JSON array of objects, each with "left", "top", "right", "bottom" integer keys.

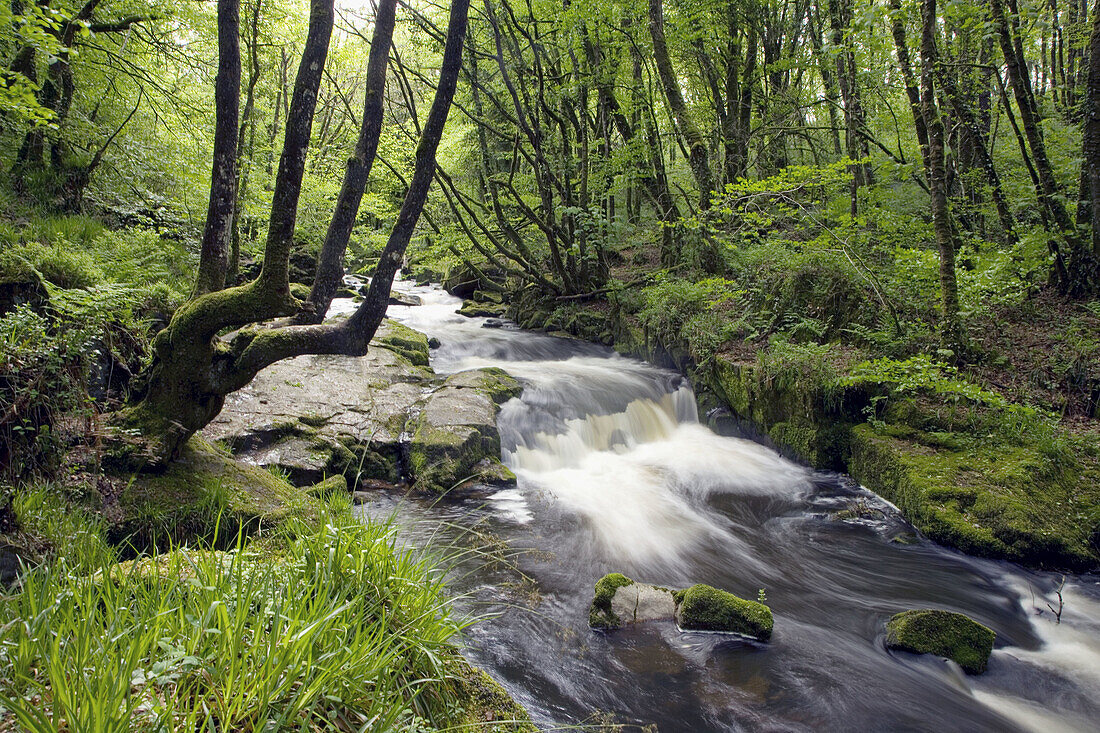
[
  {"left": 885, "top": 609, "right": 995, "bottom": 674},
  {"left": 458, "top": 299, "right": 506, "bottom": 318},
  {"left": 588, "top": 574, "right": 774, "bottom": 641},
  {"left": 202, "top": 322, "right": 519, "bottom": 494}
]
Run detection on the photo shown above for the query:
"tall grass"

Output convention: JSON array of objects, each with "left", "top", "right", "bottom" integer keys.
[{"left": 0, "top": 505, "right": 470, "bottom": 731}]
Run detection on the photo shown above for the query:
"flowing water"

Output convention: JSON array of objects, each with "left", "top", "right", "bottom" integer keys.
[{"left": 342, "top": 280, "right": 1100, "bottom": 732}]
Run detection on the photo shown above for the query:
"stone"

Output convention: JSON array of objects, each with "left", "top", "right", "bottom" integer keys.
[
  {"left": 675, "top": 584, "right": 774, "bottom": 640},
  {"left": 428, "top": 337, "right": 442, "bottom": 349},
  {"left": 885, "top": 609, "right": 995, "bottom": 674},
  {"left": 389, "top": 290, "right": 423, "bottom": 306},
  {"left": 457, "top": 300, "right": 506, "bottom": 318},
  {"left": 407, "top": 368, "right": 521, "bottom": 493},
  {"left": 0, "top": 270, "right": 48, "bottom": 316},
  {"left": 482, "top": 318, "right": 504, "bottom": 329},
  {"left": 202, "top": 323, "right": 518, "bottom": 496},
  {"left": 589, "top": 575, "right": 774, "bottom": 641}
]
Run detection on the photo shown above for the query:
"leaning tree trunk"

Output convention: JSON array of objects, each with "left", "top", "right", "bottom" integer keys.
[{"left": 109, "top": 0, "right": 472, "bottom": 469}]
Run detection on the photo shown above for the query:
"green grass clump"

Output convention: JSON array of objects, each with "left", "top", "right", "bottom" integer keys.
[
  {"left": 674, "top": 583, "right": 773, "bottom": 640},
  {"left": 0, "top": 508, "right": 480, "bottom": 731},
  {"left": 885, "top": 609, "right": 995, "bottom": 674}
]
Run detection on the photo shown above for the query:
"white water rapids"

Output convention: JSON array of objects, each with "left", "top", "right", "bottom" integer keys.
[{"left": 346, "top": 277, "right": 1100, "bottom": 732}]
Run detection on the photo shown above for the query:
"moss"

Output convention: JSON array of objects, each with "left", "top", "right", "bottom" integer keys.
[
  {"left": 113, "top": 437, "right": 318, "bottom": 552},
  {"left": 448, "top": 659, "right": 535, "bottom": 731},
  {"left": 457, "top": 300, "right": 506, "bottom": 318},
  {"left": 885, "top": 609, "right": 995, "bottom": 674},
  {"left": 305, "top": 474, "right": 347, "bottom": 497},
  {"left": 675, "top": 583, "right": 773, "bottom": 640},
  {"left": 465, "top": 367, "right": 523, "bottom": 405},
  {"left": 588, "top": 572, "right": 634, "bottom": 629},
  {"left": 849, "top": 424, "right": 1099, "bottom": 570},
  {"left": 373, "top": 320, "right": 430, "bottom": 366}
]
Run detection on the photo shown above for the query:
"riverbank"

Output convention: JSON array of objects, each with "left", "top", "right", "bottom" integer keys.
[{"left": 435, "top": 269, "right": 1100, "bottom": 572}]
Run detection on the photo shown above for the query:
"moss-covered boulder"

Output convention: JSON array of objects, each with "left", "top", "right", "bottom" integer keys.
[
  {"left": 457, "top": 299, "right": 506, "bottom": 318},
  {"left": 114, "top": 438, "right": 319, "bottom": 550},
  {"left": 448, "top": 658, "right": 535, "bottom": 731},
  {"left": 588, "top": 575, "right": 773, "bottom": 641},
  {"left": 373, "top": 319, "right": 430, "bottom": 366},
  {"left": 408, "top": 368, "right": 521, "bottom": 493},
  {"left": 588, "top": 573, "right": 636, "bottom": 629},
  {"left": 674, "top": 583, "right": 773, "bottom": 640},
  {"left": 885, "top": 609, "right": 995, "bottom": 674}
]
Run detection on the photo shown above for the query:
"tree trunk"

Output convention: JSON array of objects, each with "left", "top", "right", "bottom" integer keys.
[
  {"left": 194, "top": 0, "right": 242, "bottom": 297},
  {"left": 920, "top": 0, "right": 964, "bottom": 353},
  {"left": 648, "top": 0, "right": 716, "bottom": 209},
  {"left": 299, "top": 0, "right": 397, "bottom": 323}
]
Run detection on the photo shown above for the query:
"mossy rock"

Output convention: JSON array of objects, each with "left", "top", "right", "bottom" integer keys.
[
  {"left": 373, "top": 320, "right": 430, "bottom": 366},
  {"left": 113, "top": 438, "right": 319, "bottom": 551},
  {"left": 408, "top": 369, "right": 520, "bottom": 494},
  {"left": 674, "top": 583, "right": 773, "bottom": 640},
  {"left": 458, "top": 300, "right": 506, "bottom": 318},
  {"left": 588, "top": 573, "right": 635, "bottom": 629},
  {"left": 448, "top": 658, "right": 535, "bottom": 731},
  {"left": 885, "top": 609, "right": 995, "bottom": 674},
  {"left": 849, "top": 424, "right": 1099, "bottom": 570}
]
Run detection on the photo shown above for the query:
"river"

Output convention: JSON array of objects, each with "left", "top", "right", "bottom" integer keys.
[{"left": 340, "top": 280, "right": 1100, "bottom": 732}]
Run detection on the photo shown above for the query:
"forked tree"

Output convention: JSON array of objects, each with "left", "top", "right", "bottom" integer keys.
[{"left": 108, "top": 0, "right": 471, "bottom": 469}]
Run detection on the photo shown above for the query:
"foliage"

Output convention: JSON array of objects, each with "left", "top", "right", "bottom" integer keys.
[{"left": 0, "top": 506, "right": 472, "bottom": 731}]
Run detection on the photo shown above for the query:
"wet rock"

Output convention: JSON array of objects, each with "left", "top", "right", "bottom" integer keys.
[
  {"left": 389, "top": 290, "right": 422, "bottom": 306},
  {"left": 589, "top": 574, "right": 774, "bottom": 641},
  {"left": 458, "top": 300, "right": 506, "bottom": 318},
  {"left": 675, "top": 584, "right": 773, "bottom": 640},
  {"left": 482, "top": 318, "right": 504, "bottom": 329},
  {"left": 428, "top": 337, "right": 442, "bottom": 349},
  {"left": 473, "top": 289, "right": 504, "bottom": 305},
  {"left": 372, "top": 319, "right": 430, "bottom": 366},
  {"left": 407, "top": 368, "right": 521, "bottom": 493},
  {"left": 885, "top": 609, "right": 995, "bottom": 674},
  {"left": 334, "top": 287, "right": 357, "bottom": 299}
]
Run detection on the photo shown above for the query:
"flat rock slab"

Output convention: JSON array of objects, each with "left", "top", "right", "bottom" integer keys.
[{"left": 201, "top": 321, "right": 519, "bottom": 491}]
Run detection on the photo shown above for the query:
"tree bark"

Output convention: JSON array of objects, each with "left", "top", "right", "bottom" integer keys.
[
  {"left": 648, "top": 0, "right": 716, "bottom": 209},
  {"left": 193, "top": 0, "right": 242, "bottom": 297},
  {"left": 299, "top": 0, "right": 397, "bottom": 323},
  {"left": 1082, "top": 0, "right": 1100, "bottom": 256},
  {"left": 920, "top": 0, "right": 963, "bottom": 352}
]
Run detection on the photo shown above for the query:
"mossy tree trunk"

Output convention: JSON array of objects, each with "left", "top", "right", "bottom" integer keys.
[{"left": 110, "top": 0, "right": 472, "bottom": 470}]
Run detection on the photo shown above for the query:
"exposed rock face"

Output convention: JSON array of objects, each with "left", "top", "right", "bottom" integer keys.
[
  {"left": 885, "top": 609, "right": 995, "bottom": 674},
  {"left": 588, "top": 574, "right": 774, "bottom": 641},
  {"left": 202, "top": 320, "right": 519, "bottom": 494}
]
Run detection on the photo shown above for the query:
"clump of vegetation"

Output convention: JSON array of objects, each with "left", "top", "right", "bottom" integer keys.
[{"left": 0, "top": 497, "right": 526, "bottom": 731}]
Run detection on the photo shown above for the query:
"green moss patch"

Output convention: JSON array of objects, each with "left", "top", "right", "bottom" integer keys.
[
  {"left": 675, "top": 583, "right": 773, "bottom": 640},
  {"left": 588, "top": 572, "right": 634, "bottom": 629},
  {"left": 885, "top": 609, "right": 995, "bottom": 674},
  {"left": 373, "top": 319, "right": 431, "bottom": 366},
  {"left": 113, "top": 437, "right": 318, "bottom": 551},
  {"left": 849, "top": 425, "right": 1100, "bottom": 570}
]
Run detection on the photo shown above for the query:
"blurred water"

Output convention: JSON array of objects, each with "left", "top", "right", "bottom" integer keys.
[{"left": 349, "top": 279, "right": 1100, "bottom": 732}]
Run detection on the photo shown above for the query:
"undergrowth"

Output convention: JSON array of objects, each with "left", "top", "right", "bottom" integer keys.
[{"left": 0, "top": 496, "right": 475, "bottom": 732}]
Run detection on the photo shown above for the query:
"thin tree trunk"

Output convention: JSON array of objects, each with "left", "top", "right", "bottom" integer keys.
[
  {"left": 920, "top": 0, "right": 963, "bottom": 352},
  {"left": 300, "top": 0, "right": 397, "bottom": 323},
  {"left": 193, "top": 0, "right": 242, "bottom": 296},
  {"left": 648, "top": 0, "right": 716, "bottom": 208}
]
